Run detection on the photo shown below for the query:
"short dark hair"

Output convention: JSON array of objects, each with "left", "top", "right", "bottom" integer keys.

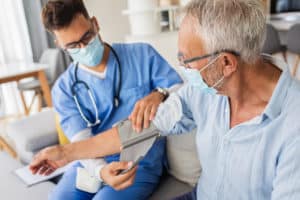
[{"left": 42, "top": 0, "right": 90, "bottom": 32}]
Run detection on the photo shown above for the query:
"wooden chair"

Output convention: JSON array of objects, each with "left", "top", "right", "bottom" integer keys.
[{"left": 17, "top": 49, "right": 63, "bottom": 115}]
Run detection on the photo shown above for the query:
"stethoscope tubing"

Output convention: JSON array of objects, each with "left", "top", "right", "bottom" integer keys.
[{"left": 71, "top": 43, "right": 122, "bottom": 127}]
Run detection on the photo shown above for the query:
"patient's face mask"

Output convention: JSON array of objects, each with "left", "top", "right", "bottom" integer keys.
[
  {"left": 180, "top": 55, "right": 224, "bottom": 94},
  {"left": 67, "top": 36, "right": 104, "bottom": 67}
]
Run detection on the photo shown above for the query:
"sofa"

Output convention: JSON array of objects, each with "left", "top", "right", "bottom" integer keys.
[
  {"left": 6, "top": 109, "right": 201, "bottom": 200},
  {"left": 0, "top": 151, "right": 55, "bottom": 199}
]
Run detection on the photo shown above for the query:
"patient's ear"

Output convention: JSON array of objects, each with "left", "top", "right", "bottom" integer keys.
[{"left": 222, "top": 53, "right": 238, "bottom": 77}]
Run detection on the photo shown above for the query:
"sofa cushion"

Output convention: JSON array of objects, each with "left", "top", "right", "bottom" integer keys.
[
  {"left": 7, "top": 109, "right": 58, "bottom": 152},
  {"left": 0, "top": 151, "right": 55, "bottom": 200},
  {"left": 55, "top": 114, "right": 70, "bottom": 145},
  {"left": 166, "top": 129, "right": 201, "bottom": 186},
  {"left": 149, "top": 174, "right": 193, "bottom": 200}
]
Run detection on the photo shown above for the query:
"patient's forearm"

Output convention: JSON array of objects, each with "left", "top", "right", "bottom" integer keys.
[{"left": 63, "top": 127, "right": 122, "bottom": 162}]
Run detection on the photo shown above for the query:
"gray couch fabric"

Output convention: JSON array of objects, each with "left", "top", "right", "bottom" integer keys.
[
  {"left": 149, "top": 175, "right": 193, "bottom": 200},
  {"left": 7, "top": 109, "right": 58, "bottom": 163},
  {"left": 262, "top": 24, "right": 282, "bottom": 54},
  {"left": 0, "top": 151, "right": 55, "bottom": 200},
  {"left": 287, "top": 24, "right": 300, "bottom": 54},
  {"left": 166, "top": 130, "right": 201, "bottom": 187}
]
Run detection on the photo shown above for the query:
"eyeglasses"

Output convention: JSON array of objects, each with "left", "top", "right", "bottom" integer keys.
[
  {"left": 178, "top": 50, "right": 240, "bottom": 69},
  {"left": 63, "top": 22, "right": 97, "bottom": 54}
]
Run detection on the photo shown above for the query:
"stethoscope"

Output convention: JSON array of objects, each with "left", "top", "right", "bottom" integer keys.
[{"left": 71, "top": 43, "right": 122, "bottom": 127}]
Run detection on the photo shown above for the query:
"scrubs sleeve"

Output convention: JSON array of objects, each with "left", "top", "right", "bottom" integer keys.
[
  {"left": 146, "top": 44, "right": 182, "bottom": 89},
  {"left": 153, "top": 85, "right": 196, "bottom": 135},
  {"left": 51, "top": 78, "right": 87, "bottom": 139},
  {"left": 271, "top": 136, "right": 300, "bottom": 200}
]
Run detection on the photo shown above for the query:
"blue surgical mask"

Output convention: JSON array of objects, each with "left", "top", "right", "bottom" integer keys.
[
  {"left": 67, "top": 36, "right": 104, "bottom": 67},
  {"left": 179, "top": 67, "right": 218, "bottom": 94},
  {"left": 179, "top": 55, "right": 224, "bottom": 94}
]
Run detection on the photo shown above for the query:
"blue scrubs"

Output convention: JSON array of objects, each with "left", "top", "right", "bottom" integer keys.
[{"left": 51, "top": 43, "right": 182, "bottom": 200}]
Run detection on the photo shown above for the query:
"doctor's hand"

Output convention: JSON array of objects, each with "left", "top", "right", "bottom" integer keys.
[
  {"left": 100, "top": 161, "right": 137, "bottom": 191},
  {"left": 129, "top": 91, "right": 164, "bottom": 132},
  {"left": 29, "top": 145, "right": 70, "bottom": 176}
]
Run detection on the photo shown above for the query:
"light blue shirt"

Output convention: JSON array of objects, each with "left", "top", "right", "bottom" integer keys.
[{"left": 153, "top": 59, "right": 300, "bottom": 199}]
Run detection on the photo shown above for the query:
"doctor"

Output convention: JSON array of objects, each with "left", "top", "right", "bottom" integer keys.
[{"left": 35, "top": 0, "right": 182, "bottom": 199}]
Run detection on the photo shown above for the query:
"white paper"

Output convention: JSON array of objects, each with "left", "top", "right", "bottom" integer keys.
[{"left": 14, "top": 164, "right": 70, "bottom": 187}]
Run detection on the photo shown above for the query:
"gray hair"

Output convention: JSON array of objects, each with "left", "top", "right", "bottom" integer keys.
[{"left": 183, "top": 0, "right": 266, "bottom": 64}]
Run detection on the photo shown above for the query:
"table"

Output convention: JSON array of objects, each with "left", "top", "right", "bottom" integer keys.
[
  {"left": 0, "top": 62, "right": 53, "bottom": 109},
  {"left": 0, "top": 135, "right": 17, "bottom": 158}
]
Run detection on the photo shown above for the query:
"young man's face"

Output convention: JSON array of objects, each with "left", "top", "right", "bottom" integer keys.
[{"left": 54, "top": 14, "right": 99, "bottom": 50}]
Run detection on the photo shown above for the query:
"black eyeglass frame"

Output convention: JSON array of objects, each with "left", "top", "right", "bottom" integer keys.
[
  {"left": 60, "top": 21, "right": 98, "bottom": 53},
  {"left": 178, "top": 50, "right": 240, "bottom": 68}
]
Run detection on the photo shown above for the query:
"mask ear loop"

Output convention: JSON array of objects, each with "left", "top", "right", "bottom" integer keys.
[
  {"left": 212, "top": 76, "right": 225, "bottom": 88},
  {"left": 199, "top": 54, "right": 222, "bottom": 73},
  {"left": 198, "top": 54, "right": 224, "bottom": 88},
  {"left": 210, "top": 54, "right": 226, "bottom": 89}
]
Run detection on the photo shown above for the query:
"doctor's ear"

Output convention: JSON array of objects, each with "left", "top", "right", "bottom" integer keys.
[
  {"left": 91, "top": 16, "right": 100, "bottom": 32},
  {"left": 221, "top": 53, "right": 238, "bottom": 77}
]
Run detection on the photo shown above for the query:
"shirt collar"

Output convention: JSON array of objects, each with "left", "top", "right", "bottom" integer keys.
[{"left": 262, "top": 55, "right": 293, "bottom": 120}]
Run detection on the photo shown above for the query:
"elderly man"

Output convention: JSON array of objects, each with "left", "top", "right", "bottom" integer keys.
[
  {"left": 151, "top": 0, "right": 300, "bottom": 199},
  {"left": 31, "top": 0, "right": 300, "bottom": 199}
]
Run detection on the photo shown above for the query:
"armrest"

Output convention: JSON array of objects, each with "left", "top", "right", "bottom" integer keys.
[{"left": 7, "top": 109, "right": 58, "bottom": 152}]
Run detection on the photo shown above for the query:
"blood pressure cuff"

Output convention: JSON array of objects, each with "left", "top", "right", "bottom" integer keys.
[{"left": 114, "top": 120, "right": 160, "bottom": 162}]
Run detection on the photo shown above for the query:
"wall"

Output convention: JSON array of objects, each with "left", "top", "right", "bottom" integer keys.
[
  {"left": 84, "top": 0, "right": 130, "bottom": 43},
  {"left": 125, "top": 31, "right": 179, "bottom": 67},
  {"left": 84, "top": 0, "right": 179, "bottom": 66}
]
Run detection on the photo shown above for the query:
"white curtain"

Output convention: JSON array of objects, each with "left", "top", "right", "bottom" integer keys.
[{"left": 0, "top": 0, "right": 33, "bottom": 116}]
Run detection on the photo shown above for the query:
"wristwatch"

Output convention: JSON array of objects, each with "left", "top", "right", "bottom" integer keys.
[{"left": 154, "top": 87, "right": 169, "bottom": 101}]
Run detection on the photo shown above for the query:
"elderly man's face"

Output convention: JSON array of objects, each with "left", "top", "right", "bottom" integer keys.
[{"left": 178, "top": 16, "right": 223, "bottom": 87}]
